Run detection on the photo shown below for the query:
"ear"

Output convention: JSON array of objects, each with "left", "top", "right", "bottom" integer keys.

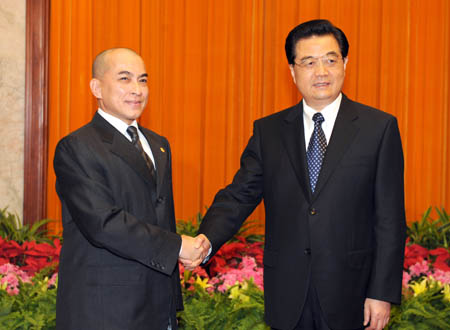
[
  {"left": 90, "top": 78, "right": 102, "bottom": 99},
  {"left": 343, "top": 57, "right": 348, "bottom": 70},
  {"left": 289, "top": 64, "right": 296, "bottom": 84}
]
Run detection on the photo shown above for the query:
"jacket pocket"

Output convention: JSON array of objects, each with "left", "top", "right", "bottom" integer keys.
[{"left": 347, "top": 249, "right": 373, "bottom": 270}]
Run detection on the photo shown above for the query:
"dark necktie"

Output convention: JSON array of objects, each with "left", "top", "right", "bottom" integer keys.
[
  {"left": 307, "top": 113, "right": 327, "bottom": 193},
  {"left": 126, "top": 126, "right": 157, "bottom": 185}
]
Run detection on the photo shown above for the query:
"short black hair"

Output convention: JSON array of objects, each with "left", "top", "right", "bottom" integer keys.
[{"left": 285, "top": 19, "right": 349, "bottom": 65}]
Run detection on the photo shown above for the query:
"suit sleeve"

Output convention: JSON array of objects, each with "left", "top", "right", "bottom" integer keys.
[
  {"left": 54, "top": 135, "right": 181, "bottom": 276},
  {"left": 199, "top": 122, "right": 264, "bottom": 256},
  {"left": 367, "top": 117, "right": 406, "bottom": 304}
]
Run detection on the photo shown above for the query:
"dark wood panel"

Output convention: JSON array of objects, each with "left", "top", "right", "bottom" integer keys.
[{"left": 23, "top": 0, "right": 49, "bottom": 225}]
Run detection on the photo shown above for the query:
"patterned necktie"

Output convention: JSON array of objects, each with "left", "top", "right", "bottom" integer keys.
[
  {"left": 307, "top": 113, "right": 327, "bottom": 193},
  {"left": 126, "top": 126, "right": 157, "bottom": 185}
]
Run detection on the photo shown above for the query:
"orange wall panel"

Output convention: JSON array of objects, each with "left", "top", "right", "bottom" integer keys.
[{"left": 47, "top": 0, "right": 450, "bottom": 236}]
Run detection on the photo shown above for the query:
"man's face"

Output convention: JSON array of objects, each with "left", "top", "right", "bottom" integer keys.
[
  {"left": 289, "top": 34, "right": 347, "bottom": 110},
  {"left": 91, "top": 50, "right": 149, "bottom": 124}
]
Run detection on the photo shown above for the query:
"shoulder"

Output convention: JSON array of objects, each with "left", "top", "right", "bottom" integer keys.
[
  {"left": 139, "top": 126, "right": 171, "bottom": 148},
  {"left": 254, "top": 103, "right": 301, "bottom": 128},
  {"left": 343, "top": 96, "right": 396, "bottom": 123},
  {"left": 56, "top": 121, "right": 100, "bottom": 149}
]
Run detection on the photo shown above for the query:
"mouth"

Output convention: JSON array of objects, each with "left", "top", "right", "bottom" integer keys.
[
  {"left": 125, "top": 100, "right": 143, "bottom": 106},
  {"left": 313, "top": 82, "right": 331, "bottom": 88}
]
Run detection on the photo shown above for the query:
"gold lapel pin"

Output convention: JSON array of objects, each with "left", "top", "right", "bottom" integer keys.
[{"left": 160, "top": 147, "right": 165, "bottom": 153}]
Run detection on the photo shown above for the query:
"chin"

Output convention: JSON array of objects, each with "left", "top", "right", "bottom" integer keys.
[
  {"left": 313, "top": 93, "right": 333, "bottom": 101},
  {"left": 128, "top": 108, "right": 144, "bottom": 116}
]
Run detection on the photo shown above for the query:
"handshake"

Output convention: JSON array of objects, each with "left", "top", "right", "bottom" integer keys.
[{"left": 179, "top": 234, "right": 211, "bottom": 270}]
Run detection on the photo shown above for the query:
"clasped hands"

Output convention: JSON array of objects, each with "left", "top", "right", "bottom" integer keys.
[{"left": 179, "top": 234, "right": 211, "bottom": 270}]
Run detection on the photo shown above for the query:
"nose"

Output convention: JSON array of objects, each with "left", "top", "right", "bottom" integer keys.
[
  {"left": 130, "top": 81, "right": 142, "bottom": 96},
  {"left": 314, "top": 60, "right": 328, "bottom": 76}
]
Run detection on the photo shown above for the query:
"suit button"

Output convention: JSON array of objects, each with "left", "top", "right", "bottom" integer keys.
[
  {"left": 157, "top": 197, "right": 164, "bottom": 204},
  {"left": 304, "top": 248, "right": 311, "bottom": 255},
  {"left": 310, "top": 208, "right": 317, "bottom": 215}
]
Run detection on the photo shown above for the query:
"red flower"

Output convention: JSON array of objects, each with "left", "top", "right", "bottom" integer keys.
[
  {"left": 205, "top": 239, "right": 265, "bottom": 277},
  {"left": 429, "top": 247, "right": 450, "bottom": 258},
  {"left": 23, "top": 241, "right": 56, "bottom": 257},
  {"left": 219, "top": 242, "right": 246, "bottom": 257},
  {"left": 21, "top": 256, "right": 49, "bottom": 274},
  {"left": 433, "top": 257, "right": 450, "bottom": 272},
  {"left": 0, "top": 238, "right": 61, "bottom": 275},
  {"left": 208, "top": 257, "right": 228, "bottom": 277},
  {"left": 52, "top": 238, "right": 62, "bottom": 257},
  {"left": 1, "top": 240, "right": 24, "bottom": 259},
  {"left": 404, "top": 244, "right": 429, "bottom": 269},
  {"left": 430, "top": 248, "right": 450, "bottom": 272},
  {"left": 191, "top": 266, "right": 209, "bottom": 278}
]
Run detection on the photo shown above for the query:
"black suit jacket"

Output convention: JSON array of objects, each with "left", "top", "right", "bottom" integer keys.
[
  {"left": 54, "top": 113, "right": 182, "bottom": 330},
  {"left": 199, "top": 95, "right": 406, "bottom": 330}
]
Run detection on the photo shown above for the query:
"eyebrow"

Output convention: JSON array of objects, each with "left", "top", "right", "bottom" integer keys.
[{"left": 117, "top": 71, "right": 148, "bottom": 79}]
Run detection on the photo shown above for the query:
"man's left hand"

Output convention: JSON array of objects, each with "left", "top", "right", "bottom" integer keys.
[{"left": 363, "top": 298, "right": 391, "bottom": 330}]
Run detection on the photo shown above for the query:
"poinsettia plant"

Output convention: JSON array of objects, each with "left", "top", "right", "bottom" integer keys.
[
  {"left": 179, "top": 236, "right": 264, "bottom": 294},
  {"left": 1, "top": 207, "right": 449, "bottom": 329},
  {"left": 0, "top": 236, "right": 61, "bottom": 276},
  {"left": 0, "top": 216, "right": 60, "bottom": 329}
]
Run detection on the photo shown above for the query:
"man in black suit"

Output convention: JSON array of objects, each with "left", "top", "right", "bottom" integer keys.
[
  {"left": 197, "top": 20, "right": 406, "bottom": 330},
  {"left": 54, "top": 48, "right": 209, "bottom": 330}
]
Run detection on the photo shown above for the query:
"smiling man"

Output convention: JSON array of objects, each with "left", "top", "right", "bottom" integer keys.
[
  {"left": 53, "top": 48, "right": 209, "bottom": 330},
  {"left": 197, "top": 20, "right": 406, "bottom": 330}
]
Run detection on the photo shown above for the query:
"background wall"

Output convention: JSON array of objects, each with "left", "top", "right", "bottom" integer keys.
[
  {"left": 0, "top": 0, "right": 25, "bottom": 219},
  {"left": 46, "top": 0, "right": 450, "bottom": 234}
]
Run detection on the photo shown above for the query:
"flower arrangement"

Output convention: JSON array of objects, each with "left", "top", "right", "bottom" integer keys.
[
  {"left": 177, "top": 236, "right": 268, "bottom": 329},
  {"left": 386, "top": 209, "right": 450, "bottom": 329},
  {"left": 403, "top": 242, "right": 450, "bottom": 287},
  {"left": 388, "top": 275, "right": 450, "bottom": 329},
  {"left": 0, "top": 207, "right": 449, "bottom": 329},
  {"left": 0, "top": 270, "right": 58, "bottom": 329},
  {"left": 0, "top": 263, "right": 32, "bottom": 296},
  {"left": 0, "top": 210, "right": 60, "bottom": 329},
  {"left": 181, "top": 237, "right": 264, "bottom": 292},
  {"left": 0, "top": 236, "right": 61, "bottom": 276}
]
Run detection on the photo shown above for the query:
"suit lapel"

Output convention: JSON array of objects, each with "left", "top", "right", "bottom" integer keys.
[
  {"left": 140, "top": 126, "right": 168, "bottom": 196},
  {"left": 281, "top": 103, "right": 312, "bottom": 202},
  {"left": 313, "top": 95, "right": 359, "bottom": 200},
  {"left": 91, "top": 114, "right": 155, "bottom": 186}
]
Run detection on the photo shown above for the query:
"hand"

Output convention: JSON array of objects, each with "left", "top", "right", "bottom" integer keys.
[
  {"left": 364, "top": 298, "right": 391, "bottom": 330},
  {"left": 179, "top": 234, "right": 211, "bottom": 270}
]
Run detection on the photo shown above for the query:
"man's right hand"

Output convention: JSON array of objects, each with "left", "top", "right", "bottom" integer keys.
[{"left": 179, "top": 234, "right": 211, "bottom": 270}]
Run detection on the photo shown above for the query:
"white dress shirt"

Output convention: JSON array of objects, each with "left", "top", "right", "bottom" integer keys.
[
  {"left": 97, "top": 109, "right": 156, "bottom": 167},
  {"left": 303, "top": 93, "right": 342, "bottom": 149}
]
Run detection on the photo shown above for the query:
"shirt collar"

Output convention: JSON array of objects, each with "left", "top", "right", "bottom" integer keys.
[
  {"left": 303, "top": 93, "right": 342, "bottom": 124},
  {"left": 97, "top": 108, "right": 138, "bottom": 140}
]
